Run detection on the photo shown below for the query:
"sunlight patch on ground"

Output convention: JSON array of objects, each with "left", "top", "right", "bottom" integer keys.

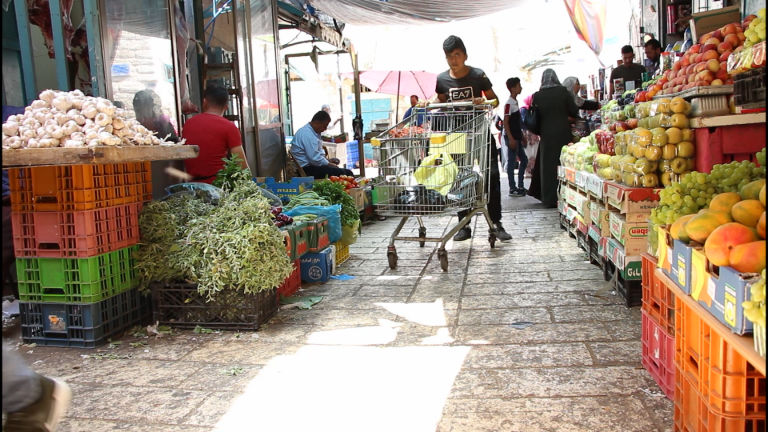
[
  {"left": 212, "top": 345, "right": 471, "bottom": 432},
  {"left": 376, "top": 300, "right": 448, "bottom": 327}
]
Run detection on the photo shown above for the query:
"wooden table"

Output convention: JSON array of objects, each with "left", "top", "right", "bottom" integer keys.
[
  {"left": 2, "top": 145, "right": 199, "bottom": 168},
  {"left": 656, "top": 268, "right": 765, "bottom": 377},
  {"left": 689, "top": 112, "right": 766, "bottom": 128}
]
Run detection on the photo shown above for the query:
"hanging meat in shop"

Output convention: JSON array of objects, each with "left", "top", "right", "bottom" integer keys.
[{"left": 26, "top": 0, "right": 76, "bottom": 59}]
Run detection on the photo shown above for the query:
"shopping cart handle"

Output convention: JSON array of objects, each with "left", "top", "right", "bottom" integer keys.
[{"left": 427, "top": 100, "right": 496, "bottom": 109}]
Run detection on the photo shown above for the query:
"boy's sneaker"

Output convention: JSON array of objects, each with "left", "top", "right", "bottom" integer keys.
[
  {"left": 453, "top": 227, "right": 472, "bottom": 242},
  {"left": 511, "top": 188, "right": 527, "bottom": 197},
  {"left": 4, "top": 376, "right": 72, "bottom": 432},
  {"left": 494, "top": 223, "right": 512, "bottom": 241}
]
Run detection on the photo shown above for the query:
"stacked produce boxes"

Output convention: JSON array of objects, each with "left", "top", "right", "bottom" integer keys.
[{"left": 9, "top": 163, "right": 152, "bottom": 348}]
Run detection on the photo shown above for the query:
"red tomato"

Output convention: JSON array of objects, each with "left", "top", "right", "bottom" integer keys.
[{"left": 330, "top": 176, "right": 339, "bottom": 182}]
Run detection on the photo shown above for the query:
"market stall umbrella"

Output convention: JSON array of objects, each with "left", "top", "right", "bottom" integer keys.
[
  {"left": 257, "top": 98, "right": 279, "bottom": 110},
  {"left": 344, "top": 70, "right": 437, "bottom": 122}
]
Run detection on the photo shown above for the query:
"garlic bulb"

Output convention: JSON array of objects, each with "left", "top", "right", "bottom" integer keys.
[
  {"left": 36, "top": 127, "right": 46, "bottom": 137},
  {"left": 113, "top": 128, "right": 126, "bottom": 138},
  {"left": 51, "top": 97, "right": 73, "bottom": 112},
  {"left": 55, "top": 113, "right": 69, "bottom": 125},
  {"left": 6, "top": 136, "right": 23, "bottom": 149},
  {"left": 2, "top": 122, "right": 19, "bottom": 136},
  {"left": 7, "top": 115, "right": 19, "bottom": 123},
  {"left": 64, "top": 139, "right": 84, "bottom": 148},
  {"left": 82, "top": 105, "right": 98, "bottom": 119},
  {"left": 39, "top": 90, "right": 56, "bottom": 103},
  {"left": 31, "top": 100, "right": 47, "bottom": 109},
  {"left": 94, "top": 113, "right": 111, "bottom": 127},
  {"left": 84, "top": 130, "right": 99, "bottom": 141},
  {"left": 71, "top": 89, "right": 85, "bottom": 98},
  {"left": 70, "top": 132, "right": 85, "bottom": 142},
  {"left": 71, "top": 98, "right": 84, "bottom": 110},
  {"left": 34, "top": 111, "right": 48, "bottom": 124},
  {"left": 97, "top": 100, "right": 116, "bottom": 116},
  {"left": 27, "top": 138, "right": 39, "bottom": 148},
  {"left": 47, "top": 125, "right": 64, "bottom": 139},
  {"left": 111, "top": 118, "right": 125, "bottom": 130},
  {"left": 87, "top": 139, "right": 101, "bottom": 147}
]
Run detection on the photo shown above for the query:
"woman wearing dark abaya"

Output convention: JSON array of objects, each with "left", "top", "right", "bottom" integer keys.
[{"left": 527, "top": 70, "right": 580, "bottom": 207}]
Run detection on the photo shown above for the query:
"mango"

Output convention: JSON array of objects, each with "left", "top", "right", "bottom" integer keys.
[
  {"left": 704, "top": 223, "right": 760, "bottom": 267},
  {"left": 709, "top": 192, "right": 742, "bottom": 213},
  {"left": 731, "top": 200, "right": 765, "bottom": 228},
  {"left": 670, "top": 214, "right": 695, "bottom": 243},
  {"left": 729, "top": 241, "right": 766, "bottom": 273},
  {"left": 759, "top": 212, "right": 766, "bottom": 239},
  {"left": 740, "top": 179, "right": 766, "bottom": 201},
  {"left": 685, "top": 211, "right": 734, "bottom": 244}
]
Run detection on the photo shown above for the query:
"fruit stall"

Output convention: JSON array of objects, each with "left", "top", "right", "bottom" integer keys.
[{"left": 556, "top": 7, "right": 766, "bottom": 430}]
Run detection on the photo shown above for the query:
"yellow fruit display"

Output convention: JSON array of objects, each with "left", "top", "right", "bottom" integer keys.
[
  {"left": 677, "top": 141, "right": 695, "bottom": 158},
  {"left": 666, "top": 127, "right": 683, "bottom": 144}
]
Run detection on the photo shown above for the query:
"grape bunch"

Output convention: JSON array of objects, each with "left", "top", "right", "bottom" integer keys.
[
  {"left": 651, "top": 154, "right": 766, "bottom": 226},
  {"left": 743, "top": 270, "right": 766, "bottom": 328}
]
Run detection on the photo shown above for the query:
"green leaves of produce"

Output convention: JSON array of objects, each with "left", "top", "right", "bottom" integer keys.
[{"left": 311, "top": 180, "right": 360, "bottom": 227}]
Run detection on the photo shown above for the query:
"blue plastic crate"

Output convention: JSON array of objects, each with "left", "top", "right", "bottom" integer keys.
[
  {"left": 19, "top": 286, "right": 151, "bottom": 348},
  {"left": 364, "top": 142, "right": 374, "bottom": 159},
  {"left": 346, "top": 141, "right": 360, "bottom": 169}
]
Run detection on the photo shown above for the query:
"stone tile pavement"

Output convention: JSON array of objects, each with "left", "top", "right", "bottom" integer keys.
[{"left": 7, "top": 207, "right": 673, "bottom": 432}]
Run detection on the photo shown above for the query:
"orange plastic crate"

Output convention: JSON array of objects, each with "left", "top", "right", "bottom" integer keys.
[
  {"left": 674, "top": 365, "right": 765, "bottom": 432},
  {"left": 675, "top": 293, "right": 766, "bottom": 418},
  {"left": 642, "top": 253, "right": 675, "bottom": 335},
  {"left": 12, "top": 203, "right": 142, "bottom": 258},
  {"left": 9, "top": 162, "right": 152, "bottom": 212}
]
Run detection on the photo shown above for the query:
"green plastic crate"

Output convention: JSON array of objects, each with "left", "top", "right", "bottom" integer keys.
[{"left": 16, "top": 246, "right": 139, "bottom": 303}]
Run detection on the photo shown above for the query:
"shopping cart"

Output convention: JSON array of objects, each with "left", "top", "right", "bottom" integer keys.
[{"left": 371, "top": 101, "right": 496, "bottom": 271}]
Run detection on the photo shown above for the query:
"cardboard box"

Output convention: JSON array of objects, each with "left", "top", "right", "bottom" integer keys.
[
  {"left": 690, "top": 248, "right": 760, "bottom": 335},
  {"left": 609, "top": 212, "right": 649, "bottom": 256},
  {"left": 558, "top": 166, "right": 566, "bottom": 180},
  {"left": 606, "top": 238, "right": 643, "bottom": 281},
  {"left": 575, "top": 171, "right": 587, "bottom": 190},
  {"left": 690, "top": 6, "right": 741, "bottom": 43},
  {"left": 575, "top": 192, "right": 590, "bottom": 221},
  {"left": 576, "top": 216, "right": 589, "bottom": 234},
  {"left": 591, "top": 202, "right": 611, "bottom": 237},
  {"left": 565, "top": 168, "right": 576, "bottom": 184},
  {"left": 348, "top": 188, "right": 366, "bottom": 211},
  {"left": 586, "top": 174, "right": 604, "bottom": 199},
  {"left": 300, "top": 247, "right": 334, "bottom": 284},
  {"left": 656, "top": 225, "right": 698, "bottom": 294},
  {"left": 604, "top": 182, "right": 660, "bottom": 221},
  {"left": 256, "top": 177, "right": 314, "bottom": 205},
  {"left": 565, "top": 186, "right": 579, "bottom": 208}
]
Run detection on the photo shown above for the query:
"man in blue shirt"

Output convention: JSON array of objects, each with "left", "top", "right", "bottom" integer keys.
[
  {"left": 291, "top": 110, "right": 354, "bottom": 179},
  {"left": 403, "top": 95, "right": 425, "bottom": 127}
]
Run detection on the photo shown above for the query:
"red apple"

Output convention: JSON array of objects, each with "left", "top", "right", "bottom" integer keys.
[
  {"left": 737, "top": 32, "right": 747, "bottom": 42},
  {"left": 690, "top": 44, "right": 702, "bottom": 54},
  {"left": 711, "top": 79, "right": 724, "bottom": 86},
  {"left": 725, "top": 79, "right": 734, "bottom": 84},
  {"left": 716, "top": 69, "right": 730, "bottom": 81},
  {"left": 722, "top": 24, "right": 738, "bottom": 36},
  {"left": 724, "top": 34, "right": 740, "bottom": 48},
  {"left": 707, "top": 58, "right": 721, "bottom": 72},
  {"left": 705, "top": 37, "right": 721, "bottom": 46},
  {"left": 701, "top": 43, "right": 718, "bottom": 53},
  {"left": 703, "top": 50, "right": 720, "bottom": 61},
  {"left": 719, "top": 51, "right": 732, "bottom": 62},
  {"left": 713, "top": 29, "right": 723, "bottom": 40},
  {"left": 717, "top": 42, "right": 733, "bottom": 54}
]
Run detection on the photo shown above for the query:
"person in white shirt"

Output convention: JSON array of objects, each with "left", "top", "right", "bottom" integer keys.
[{"left": 291, "top": 110, "right": 353, "bottom": 179}]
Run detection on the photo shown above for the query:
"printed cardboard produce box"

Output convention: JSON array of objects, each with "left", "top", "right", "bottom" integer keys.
[
  {"left": 604, "top": 182, "right": 660, "bottom": 221},
  {"left": 656, "top": 226, "right": 697, "bottom": 295},
  {"left": 609, "top": 212, "right": 649, "bottom": 256},
  {"left": 586, "top": 174, "right": 605, "bottom": 199},
  {"left": 606, "top": 238, "right": 643, "bottom": 281},
  {"left": 256, "top": 177, "right": 314, "bottom": 205},
  {"left": 690, "top": 248, "right": 760, "bottom": 335},
  {"left": 590, "top": 202, "right": 611, "bottom": 237}
]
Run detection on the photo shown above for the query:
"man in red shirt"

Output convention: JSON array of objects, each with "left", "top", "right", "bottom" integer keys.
[{"left": 182, "top": 85, "right": 248, "bottom": 183}]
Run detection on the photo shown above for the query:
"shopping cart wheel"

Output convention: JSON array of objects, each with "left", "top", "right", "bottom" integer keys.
[
  {"left": 438, "top": 248, "right": 449, "bottom": 272},
  {"left": 418, "top": 227, "right": 427, "bottom": 247},
  {"left": 489, "top": 233, "right": 497, "bottom": 249},
  {"left": 387, "top": 247, "right": 398, "bottom": 269}
]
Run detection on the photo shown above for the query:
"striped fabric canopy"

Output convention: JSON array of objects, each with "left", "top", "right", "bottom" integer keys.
[{"left": 563, "top": 0, "right": 607, "bottom": 58}]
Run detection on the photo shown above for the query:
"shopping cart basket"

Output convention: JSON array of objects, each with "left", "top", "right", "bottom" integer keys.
[{"left": 371, "top": 101, "right": 496, "bottom": 271}]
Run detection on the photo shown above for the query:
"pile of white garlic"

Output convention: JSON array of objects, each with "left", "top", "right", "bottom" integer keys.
[{"left": 2, "top": 89, "right": 182, "bottom": 149}]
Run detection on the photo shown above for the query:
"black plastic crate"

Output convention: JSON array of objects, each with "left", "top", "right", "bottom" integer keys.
[
  {"left": 576, "top": 230, "right": 589, "bottom": 253},
  {"left": 20, "top": 286, "right": 150, "bottom": 348},
  {"left": 733, "top": 67, "right": 766, "bottom": 108},
  {"left": 604, "top": 259, "right": 642, "bottom": 307},
  {"left": 150, "top": 283, "right": 278, "bottom": 331},
  {"left": 559, "top": 213, "right": 568, "bottom": 231},
  {"left": 588, "top": 235, "right": 602, "bottom": 267}
]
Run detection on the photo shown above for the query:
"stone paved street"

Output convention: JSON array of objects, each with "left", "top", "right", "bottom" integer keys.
[{"left": 8, "top": 187, "right": 674, "bottom": 431}]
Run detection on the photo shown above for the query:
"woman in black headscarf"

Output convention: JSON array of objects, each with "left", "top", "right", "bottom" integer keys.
[
  {"left": 132, "top": 90, "right": 180, "bottom": 143},
  {"left": 527, "top": 69, "right": 580, "bottom": 207}
]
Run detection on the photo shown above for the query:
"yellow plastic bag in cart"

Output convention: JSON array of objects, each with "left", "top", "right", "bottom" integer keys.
[{"left": 413, "top": 152, "right": 458, "bottom": 196}]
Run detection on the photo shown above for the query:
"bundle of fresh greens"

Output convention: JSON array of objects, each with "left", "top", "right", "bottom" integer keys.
[
  {"left": 135, "top": 170, "right": 292, "bottom": 299},
  {"left": 311, "top": 180, "right": 360, "bottom": 228},
  {"left": 284, "top": 191, "right": 331, "bottom": 209}
]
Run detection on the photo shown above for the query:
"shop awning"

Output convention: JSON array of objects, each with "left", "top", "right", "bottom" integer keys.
[{"left": 305, "top": 0, "right": 526, "bottom": 25}]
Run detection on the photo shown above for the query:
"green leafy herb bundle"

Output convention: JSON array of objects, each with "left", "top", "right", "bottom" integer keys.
[
  {"left": 213, "top": 154, "right": 250, "bottom": 191},
  {"left": 135, "top": 171, "right": 292, "bottom": 299},
  {"left": 311, "top": 180, "right": 360, "bottom": 227}
]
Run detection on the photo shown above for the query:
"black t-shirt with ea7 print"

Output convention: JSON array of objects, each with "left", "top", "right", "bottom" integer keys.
[{"left": 435, "top": 67, "right": 493, "bottom": 102}]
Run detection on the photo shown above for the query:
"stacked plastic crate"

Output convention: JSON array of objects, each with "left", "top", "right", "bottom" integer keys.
[{"left": 9, "top": 163, "right": 153, "bottom": 348}]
